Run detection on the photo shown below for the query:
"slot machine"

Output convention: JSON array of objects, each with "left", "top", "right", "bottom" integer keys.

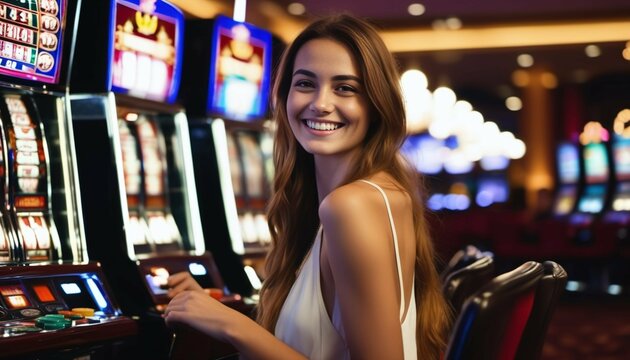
[
  {"left": 0, "top": 0, "right": 136, "bottom": 358},
  {"left": 476, "top": 155, "right": 510, "bottom": 209},
  {"left": 68, "top": 0, "right": 233, "bottom": 357},
  {"left": 181, "top": 15, "right": 279, "bottom": 297},
  {"left": 570, "top": 124, "right": 612, "bottom": 242},
  {"left": 552, "top": 141, "right": 582, "bottom": 217},
  {"left": 594, "top": 116, "right": 630, "bottom": 293}
]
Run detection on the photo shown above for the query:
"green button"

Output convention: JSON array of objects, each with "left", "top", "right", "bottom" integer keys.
[{"left": 10, "top": 326, "right": 42, "bottom": 333}]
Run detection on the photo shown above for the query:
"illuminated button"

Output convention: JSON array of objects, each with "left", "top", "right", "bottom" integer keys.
[
  {"left": 19, "top": 308, "right": 41, "bottom": 317},
  {"left": 71, "top": 308, "right": 95, "bottom": 317},
  {"left": 57, "top": 310, "right": 84, "bottom": 319}
]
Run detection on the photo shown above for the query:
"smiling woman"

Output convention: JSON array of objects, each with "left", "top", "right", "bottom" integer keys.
[{"left": 164, "top": 14, "right": 451, "bottom": 360}]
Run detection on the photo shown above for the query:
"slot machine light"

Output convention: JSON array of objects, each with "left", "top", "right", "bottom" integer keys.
[
  {"left": 580, "top": 121, "right": 609, "bottom": 145},
  {"left": 188, "top": 262, "right": 207, "bottom": 276},
  {"left": 60, "top": 283, "right": 81, "bottom": 295},
  {"left": 613, "top": 109, "right": 630, "bottom": 137},
  {"left": 86, "top": 278, "right": 108, "bottom": 310}
]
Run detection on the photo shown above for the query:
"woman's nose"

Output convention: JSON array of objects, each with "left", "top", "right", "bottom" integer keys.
[{"left": 309, "top": 89, "right": 334, "bottom": 114}]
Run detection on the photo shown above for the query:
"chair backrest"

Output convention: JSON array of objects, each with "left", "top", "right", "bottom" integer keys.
[
  {"left": 516, "top": 261, "right": 567, "bottom": 360},
  {"left": 441, "top": 245, "right": 491, "bottom": 282},
  {"left": 445, "top": 261, "right": 544, "bottom": 360},
  {"left": 442, "top": 256, "right": 495, "bottom": 318}
]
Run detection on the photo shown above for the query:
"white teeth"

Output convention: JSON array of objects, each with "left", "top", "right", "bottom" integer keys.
[{"left": 306, "top": 120, "right": 341, "bottom": 131}]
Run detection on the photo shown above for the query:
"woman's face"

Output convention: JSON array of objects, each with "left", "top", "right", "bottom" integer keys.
[{"left": 286, "top": 38, "right": 370, "bottom": 160}]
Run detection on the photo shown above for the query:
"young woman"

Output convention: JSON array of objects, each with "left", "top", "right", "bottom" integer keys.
[{"left": 164, "top": 14, "right": 451, "bottom": 359}]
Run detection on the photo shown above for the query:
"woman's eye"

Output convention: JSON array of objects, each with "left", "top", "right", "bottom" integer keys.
[
  {"left": 294, "top": 79, "right": 314, "bottom": 88},
  {"left": 337, "top": 84, "right": 357, "bottom": 93}
]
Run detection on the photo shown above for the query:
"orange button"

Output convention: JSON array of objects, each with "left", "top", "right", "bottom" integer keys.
[{"left": 71, "top": 307, "right": 95, "bottom": 317}]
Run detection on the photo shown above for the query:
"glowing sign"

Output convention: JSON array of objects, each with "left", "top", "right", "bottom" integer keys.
[
  {"left": 207, "top": 15, "right": 271, "bottom": 121},
  {"left": 111, "top": 0, "right": 183, "bottom": 103}
]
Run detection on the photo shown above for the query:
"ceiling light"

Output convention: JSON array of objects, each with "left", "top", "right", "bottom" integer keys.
[
  {"left": 445, "top": 17, "right": 462, "bottom": 30},
  {"left": 517, "top": 54, "right": 534, "bottom": 68},
  {"left": 505, "top": 96, "right": 522, "bottom": 111},
  {"left": 408, "top": 3, "right": 425, "bottom": 16},
  {"left": 584, "top": 44, "right": 601, "bottom": 58},
  {"left": 287, "top": 2, "right": 305, "bottom": 16}
]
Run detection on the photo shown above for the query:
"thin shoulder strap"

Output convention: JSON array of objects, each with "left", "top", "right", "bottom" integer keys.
[{"left": 358, "top": 179, "right": 405, "bottom": 320}]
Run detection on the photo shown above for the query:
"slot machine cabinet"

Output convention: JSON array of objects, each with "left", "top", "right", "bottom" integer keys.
[
  {"left": 181, "top": 16, "right": 282, "bottom": 297},
  {"left": 69, "top": 1, "right": 238, "bottom": 357},
  {"left": 0, "top": 0, "right": 137, "bottom": 358},
  {"left": 594, "top": 127, "right": 630, "bottom": 293}
]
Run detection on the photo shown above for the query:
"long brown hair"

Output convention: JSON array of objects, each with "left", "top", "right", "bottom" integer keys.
[{"left": 257, "top": 14, "right": 451, "bottom": 358}]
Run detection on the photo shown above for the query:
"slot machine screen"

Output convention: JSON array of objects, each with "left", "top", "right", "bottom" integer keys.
[
  {"left": 556, "top": 142, "right": 580, "bottom": 184},
  {"left": 577, "top": 184, "right": 607, "bottom": 213},
  {"left": 475, "top": 176, "right": 509, "bottom": 207},
  {"left": 0, "top": 0, "right": 67, "bottom": 84},
  {"left": 612, "top": 133, "right": 630, "bottom": 181},
  {"left": 583, "top": 143, "right": 609, "bottom": 184},
  {"left": 110, "top": 0, "right": 183, "bottom": 103},
  {"left": 553, "top": 186, "right": 578, "bottom": 215},
  {"left": 207, "top": 15, "right": 272, "bottom": 121},
  {"left": 401, "top": 134, "right": 444, "bottom": 174},
  {"left": 611, "top": 182, "right": 630, "bottom": 212}
]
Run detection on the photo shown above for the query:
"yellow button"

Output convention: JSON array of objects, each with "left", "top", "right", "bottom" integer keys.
[{"left": 71, "top": 307, "right": 95, "bottom": 317}]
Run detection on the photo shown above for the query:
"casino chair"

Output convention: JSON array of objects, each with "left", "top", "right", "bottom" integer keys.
[
  {"left": 442, "top": 256, "right": 495, "bottom": 319},
  {"left": 445, "top": 261, "right": 543, "bottom": 360},
  {"left": 440, "top": 245, "right": 493, "bottom": 282},
  {"left": 515, "top": 261, "right": 568, "bottom": 360}
]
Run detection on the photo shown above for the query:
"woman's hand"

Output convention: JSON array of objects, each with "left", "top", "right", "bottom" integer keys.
[
  {"left": 166, "top": 272, "right": 204, "bottom": 299},
  {"left": 164, "top": 290, "right": 241, "bottom": 343}
]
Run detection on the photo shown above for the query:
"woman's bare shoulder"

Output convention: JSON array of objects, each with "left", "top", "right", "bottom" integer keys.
[{"left": 319, "top": 176, "right": 410, "bottom": 244}]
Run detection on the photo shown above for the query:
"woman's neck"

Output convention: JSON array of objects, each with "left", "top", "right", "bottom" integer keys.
[{"left": 314, "top": 150, "right": 358, "bottom": 202}]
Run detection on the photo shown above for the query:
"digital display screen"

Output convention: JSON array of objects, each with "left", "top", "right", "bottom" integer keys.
[
  {"left": 553, "top": 185, "right": 577, "bottom": 215},
  {"left": 207, "top": 15, "right": 272, "bottom": 121},
  {"left": 0, "top": 285, "right": 30, "bottom": 309},
  {"left": 612, "top": 133, "right": 630, "bottom": 181},
  {"left": 111, "top": 0, "right": 183, "bottom": 103},
  {"left": 577, "top": 184, "right": 607, "bottom": 213},
  {"left": 475, "top": 176, "right": 509, "bottom": 206},
  {"left": 0, "top": 0, "right": 66, "bottom": 84},
  {"left": 583, "top": 143, "right": 609, "bottom": 184},
  {"left": 401, "top": 134, "right": 444, "bottom": 174},
  {"left": 556, "top": 142, "right": 580, "bottom": 184},
  {"left": 611, "top": 182, "right": 630, "bottom": 212}
]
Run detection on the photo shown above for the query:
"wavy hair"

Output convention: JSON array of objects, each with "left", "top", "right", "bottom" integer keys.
[{"left": 257, "top": 14, "right": 451, "bottom": 358}]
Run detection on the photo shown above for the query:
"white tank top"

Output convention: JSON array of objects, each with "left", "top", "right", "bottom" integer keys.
[{"left": 275, "top": 180, "right": 417, "bottom": 359}]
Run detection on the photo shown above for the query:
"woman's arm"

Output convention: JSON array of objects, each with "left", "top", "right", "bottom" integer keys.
[
  {"left": 164, "top": 290, "right": 307, "bottom": 360},
  {"left": 320, "top": 182, "right": 407, "bottom": 360}
]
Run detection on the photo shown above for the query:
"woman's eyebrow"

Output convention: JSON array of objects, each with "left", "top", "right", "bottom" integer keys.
[{"left": 292, "top": 69, "right": 361, "bottom": 83}]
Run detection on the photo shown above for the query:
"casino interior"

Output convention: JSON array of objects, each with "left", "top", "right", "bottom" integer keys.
[{"left": 0, "top": 0, "right": 628, "bottom": 359}]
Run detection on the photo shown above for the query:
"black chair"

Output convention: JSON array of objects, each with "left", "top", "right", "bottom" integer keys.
[
  {"left": 445, "top": 261, "right": 544, "bottom": 360},
  {"left": 442, "top": 256, "right": 495, "bottom": 318},
  {"left": 441, "top": 245, "right": 493, "bottom": 282},
  {"left": 516, "top": 261, "right": 567, "bottom": 360}
]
